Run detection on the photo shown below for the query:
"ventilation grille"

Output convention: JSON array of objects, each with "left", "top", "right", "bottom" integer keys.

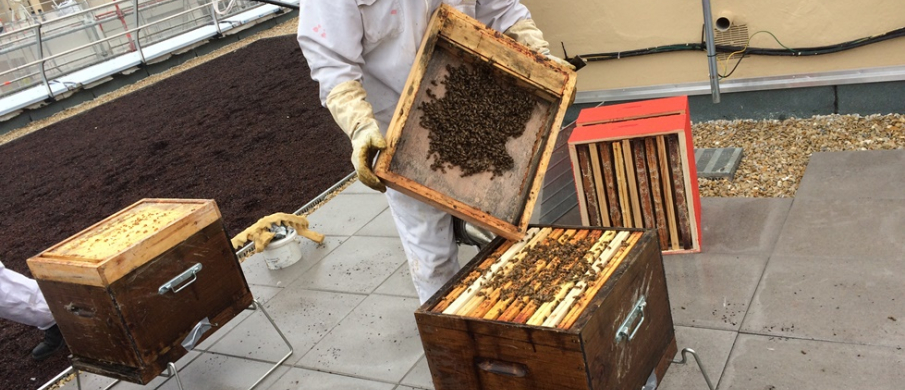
[{"left": 714, "top": 24, "right": 749, "bottom": 61}]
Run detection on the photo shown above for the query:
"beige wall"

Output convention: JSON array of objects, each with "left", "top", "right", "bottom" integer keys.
[{"left": 522, "top": 0, "right": 905, "bottom": 92}]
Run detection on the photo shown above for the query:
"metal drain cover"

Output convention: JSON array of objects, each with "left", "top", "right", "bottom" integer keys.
[{"left": 695, "top": 148, "right": 743, "bottom": 180}]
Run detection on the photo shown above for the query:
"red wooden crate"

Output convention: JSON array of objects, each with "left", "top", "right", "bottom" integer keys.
[{"left": 567, "top": 97, "right": 701, "bottom": 254}]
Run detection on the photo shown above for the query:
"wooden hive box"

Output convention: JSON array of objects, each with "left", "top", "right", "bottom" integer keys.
[
  {"left": 27, "top": 199, "right": 253, "bottom": 384},
  {"left": 568, "top": 97, "right": 702, "bottom": 254},
  {"left": 375, "top": 4, "right": 578, "bottom": 241},
  {"left": 416, "top": 226, "right": 676, "bottom": 389}
]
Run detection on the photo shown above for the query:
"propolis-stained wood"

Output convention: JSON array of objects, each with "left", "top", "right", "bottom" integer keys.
[
  {"left": 415, "top": 226, "right": 676, "bottom": 390},
  {"left": 375, "top": 4, "right": 577, "bottom": 241},
  {"left": 27, "top": 199, "right": 253, "bottom": 384}
]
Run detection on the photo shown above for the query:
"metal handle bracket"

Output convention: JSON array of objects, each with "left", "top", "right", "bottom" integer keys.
[
  {"left": 616, "top": 295, "right": 647, "bottom": 342},
  {"left": 158, "top": 263, "right": 203, "bottom": 295}
]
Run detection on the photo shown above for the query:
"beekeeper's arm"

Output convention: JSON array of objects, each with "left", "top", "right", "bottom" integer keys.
[
  {"left": 476, "top": 0, "right": 575, "bottom": 70},
  {"left": 296, "top": 2, "right": 386, "bottom": 192}
]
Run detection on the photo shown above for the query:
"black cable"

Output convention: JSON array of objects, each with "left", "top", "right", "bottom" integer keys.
[{"left": 719, "top": 51, "right": 746, "bottom": 79}]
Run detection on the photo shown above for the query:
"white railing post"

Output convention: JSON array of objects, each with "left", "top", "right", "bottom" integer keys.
[
  {"left": 34, "top": 24, "right": 53, "bottom": 98},
  {"left": 133, "top": 0, "right": 145, "bottom": 63}
]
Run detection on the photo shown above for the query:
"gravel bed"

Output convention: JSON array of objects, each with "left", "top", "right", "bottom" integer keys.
[{"left": 693, "top": 113, "right": 905, "bottom": 198}]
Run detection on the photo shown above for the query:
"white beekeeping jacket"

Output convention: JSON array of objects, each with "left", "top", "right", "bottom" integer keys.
[{"left": 297, "top": 0, "right": 530, "bottom": 129}]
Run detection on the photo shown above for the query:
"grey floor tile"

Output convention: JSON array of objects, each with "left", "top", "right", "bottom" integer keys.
[
  {"left": 263, "top": 367, "right": 395, "bottom": 390},
  {"left": 718, "top": 334, "right": 905, "bottom": 390},
  {"left": 59, "top": 352, "right": 201, "bottom": 390},
  {"left": 457, "top": 244, "right": 479, "bottom": 267},
  {"left": 197, "top": 285, "right": 283, "bottom": 350},
  {"left": 241, "top": 236, "right": 349, "bottom": 288},
  {"left": 156, "top": 353, "right": 286, "bottom": 390},
  {"left": 665, "top": 254, "right": 768, "bottom": 331},
  {"left": 375, "top": 263, "right": 418, "bottom": 298},
  {"left": 308, "top": 193, "right": 388, "bottom": 236},
  {"left": 698, "top": 198, "right": 791, "bottom": 255},
  {"left": 658, "top": 326, "right": 736, "bottom": 390},
  {"left": 357, "top": 209, "right": 400, "bottom": 237},
  {"left": 797, "top": 150, "right": 905, "bottom": 200},
  {"left": 207, "top": 289, "right": 366, "bottom": 363},
  {"left": 741, "top": 255, "right": 905, "bottom": 348},
  {"left": 773, "top": 199, "right": 905, "bottom": 260},
  {"left": 293, "top": 236, "right": 406, "bottom": 294},
  {"left": 297, "top": 295, "right": 423, "bottom": 383},
  {"left": 400, "top": 356, "right": 434, "bottom": 389},
  {"left": 395, "top": 386, "right": 427, "bottom": 390},
  {"left": 343, "top": 180, "right": 378, "bottom": 194}
]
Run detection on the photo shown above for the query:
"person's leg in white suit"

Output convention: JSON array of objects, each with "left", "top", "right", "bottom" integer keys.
[
  {"left": 385, "top": 189, "right": 460, "bottom": 304},
  {"left": 0, "top": 260, "right": 64, "bottom": 360}
]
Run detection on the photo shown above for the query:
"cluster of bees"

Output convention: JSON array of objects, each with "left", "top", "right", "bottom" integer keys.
[{"left": 418, "top": 62, "right": 536, "bottom": 178}]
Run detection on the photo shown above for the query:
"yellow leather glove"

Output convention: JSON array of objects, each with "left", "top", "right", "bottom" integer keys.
[
  {"left": 231, "top": 213, "right": 325, "bottom": 253},
  {"left": 326, "top": 80, "right": 387, "bottom": 193},
  {"left": 504, "top": 19, "right": 576, "bottom": 71}
]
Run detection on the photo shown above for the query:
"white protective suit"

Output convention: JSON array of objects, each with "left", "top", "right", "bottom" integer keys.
[
  {"left": 0, "top": 261, "right": 55, "bottom": 330},
  {"left": 297, "top": 0, "right": 532, "bottom": 303}
]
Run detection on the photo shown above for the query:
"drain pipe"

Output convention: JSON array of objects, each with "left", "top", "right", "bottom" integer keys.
[{"left": 701, "top": 0, "right": 720, "bottom": 103}]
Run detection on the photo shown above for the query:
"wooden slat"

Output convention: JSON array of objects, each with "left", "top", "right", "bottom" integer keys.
[
  {"left": 621, "top": 140, "right": 643, "bottom": 228},
  {"left": 632, "top": 140, "right": 656, "bottom": 230},
  {"left": 587, "top": 143, "right": 610, "bottom": 227},
  {"left": 568, "top": 145, "right": 590, "bottom": 226},
  {"left": 612, "top": 142, "right": 632, "bottom": 228},
  {"left": 666, "top": 134, "right": 693, "bottom": 250},
  {"left": 645, "top": 138, "right": 670, "bottom": 250},
  {"left": 575, "top": 145, "right": 601, "bottom": 226},
  {"left": 656, "top": 136, "right": 680, "bottom": 250},
  {"left": 598, "top": 142, "right": 623, "bottom": 226}
]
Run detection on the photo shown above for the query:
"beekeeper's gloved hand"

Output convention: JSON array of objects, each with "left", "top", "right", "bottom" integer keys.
[
  {"left": 327, "top": 80, "right": 387, "bottom": 193},
  {"left": 231, "top": 213, "right": 325, "bottom": 253},
  {"left": 504, "top": 19, "right": 576, "bottom": 71}
]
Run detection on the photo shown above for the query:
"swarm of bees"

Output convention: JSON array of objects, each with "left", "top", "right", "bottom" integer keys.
[{"left": 418, "top": 62, "right": 536, "bottom": 178}]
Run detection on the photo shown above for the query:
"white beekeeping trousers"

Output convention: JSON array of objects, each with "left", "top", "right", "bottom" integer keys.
[
  {"left": 385, "top": 188, "right": 460, "bottom": 304},
  {"left": 0, "top": 261, "right": 55, "bottom": 330}
]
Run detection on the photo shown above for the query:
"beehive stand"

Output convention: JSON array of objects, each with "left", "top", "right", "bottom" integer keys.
[{"left": 68, "top": 298, "right": 292, "bottom": 390}]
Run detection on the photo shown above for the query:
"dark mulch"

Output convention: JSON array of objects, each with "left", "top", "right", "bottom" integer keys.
[{"left": 0, "top": 35, "right": 351, "bottom": 389}]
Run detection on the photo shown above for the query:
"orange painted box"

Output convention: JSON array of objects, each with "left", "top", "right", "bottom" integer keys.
[{"left": 567, "top": 96, "right": 702, "bottom": 254}]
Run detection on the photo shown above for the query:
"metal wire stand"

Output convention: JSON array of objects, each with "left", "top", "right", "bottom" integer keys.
[
  {"left": 73, "top": 298, "right": 292, "bottom": 390},
  {"left": 671, "top": 348, "right": 715, "bottom": 390}
]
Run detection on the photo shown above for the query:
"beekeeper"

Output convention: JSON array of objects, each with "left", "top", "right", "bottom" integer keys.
[
  {"left": 0, "top": 261, "right": 64, "bottom": 360},
  {"left": 297, "top": 1, "right": 571, "bottom": 303}
]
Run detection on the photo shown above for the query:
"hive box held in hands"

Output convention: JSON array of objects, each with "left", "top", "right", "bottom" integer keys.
[
  {"left": 27, "top": 199, "right": 253, "bottom": 384},
  {"left": 568, "top": 96, "right": 702, "bottom": 254},
  {"left": 375, "top": 4, "right": 578, "bottom": 241},
  {"left": 415, "top": 225, "right": 676, "bottom": 389}
]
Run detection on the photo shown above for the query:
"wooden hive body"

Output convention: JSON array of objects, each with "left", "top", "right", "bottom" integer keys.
[
  {"left": 415, "top": 226, "right": 676, "bottom": 389},
  {"left": 27, "top": 199, "right": 253, "bottom": 384},
  {"left": 568, "top": 97, "right": 702, "bottom": 254},
  {"left": 375, "top": 4, "right": 578, "bottom": 241}
]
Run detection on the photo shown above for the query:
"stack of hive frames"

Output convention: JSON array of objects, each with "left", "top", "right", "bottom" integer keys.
[
  {"left": 568, "top": 97, "right": 701, "bottom": 253},
  {"left": 429, "top": 227, "right": 643, "bottom": 328}
]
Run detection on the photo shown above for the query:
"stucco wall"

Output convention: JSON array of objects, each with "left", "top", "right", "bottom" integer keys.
[{"left": 522, "top": 0, "right": 905, "bottom": 92}]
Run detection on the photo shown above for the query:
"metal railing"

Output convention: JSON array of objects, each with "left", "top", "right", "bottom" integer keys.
[{"left": 0, "top": 0, "right": 266, "bottom": 98}]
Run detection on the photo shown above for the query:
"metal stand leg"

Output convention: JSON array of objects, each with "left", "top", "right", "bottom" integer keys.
[
  {"left": 671, "top": 348, "right": 715, "bottom": 390},
  {"left": 245, "top": 298, "right": 294, "bottom": 390}
]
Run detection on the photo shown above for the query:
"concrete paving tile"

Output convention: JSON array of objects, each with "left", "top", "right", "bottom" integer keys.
[
  {"left": 156, "top": 353, "right": 286, "bottom": 390},
  {"left": 773, "top": 199, "right": 905, "bottom": 260},
  {"left": 457, "top": 244, "right": 479, "bottom": 266},
  {"left": 797, "top": 150, "right": 905, "bottom": 200},
  {"left": 59, "top": 352, "right": 201, "bottom": 390},
  {"left": 658, "top": 326, "right": 736, "bottom": 390},
  {"left": 698, "top": 198, "right": 791, "bottom": 255},
  {"left": 293, "top": 236, "right": 405, "bottom": 294},
  {"left": 375, "top": 263, "right": 418, "bottom": 298},
  {"left": 241, "top": 236, "right": 349, "bottom": 288},
  {"left": 395, "top": 386, "right": 427, "bottom": 390},
  {"left": 308, "top": 193, "right": 388, "bottom": 236},
  {"left": 665, "top": 254, "right": 768, "bottom": 331},
  {"left": 297, "top": 295, "right": 423, "bottom": 383},
  {"left": 207, "top": 289, "right": 366, "bottom": 363},
  {"left": 357, "top": 209, "right": 400, "bottom": 237},
  {"left": 262, "top": 367, "right": 395, "bottom": 390},
  {"left": 718, "top": 334, "right": 905, "bottom": 390},
  {"left": 343, "top": 180, "right": 379, "bottom": 194},
  {"left": 741, "top": 255, "right": 905, "bottom": 348},
  {"left": 400, "top": 356, "right": 433, "bottom": 389},
  {"left": 197, "top": 285, "right": 283, "bottom": 350}
]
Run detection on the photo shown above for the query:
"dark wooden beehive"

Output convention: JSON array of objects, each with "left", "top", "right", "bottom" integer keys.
[
  {"left": 415, "top": 226, "right": 676, "bottom": 389},
  {"left": 27, "top": 199, "right": 253, "bottom": 384}
]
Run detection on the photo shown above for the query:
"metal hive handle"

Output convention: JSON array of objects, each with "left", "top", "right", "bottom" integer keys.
[
  {"left": 158, "top": 263, "right": 203, "bottom": 295},
  {"left": 616, "top": 295, "right": 647, "bottom": 342}
]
